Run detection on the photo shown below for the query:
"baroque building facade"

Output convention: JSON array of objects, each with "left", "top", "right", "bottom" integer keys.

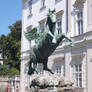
[{"left": 21, "top": 0, "right": 92, "bottom": 92}]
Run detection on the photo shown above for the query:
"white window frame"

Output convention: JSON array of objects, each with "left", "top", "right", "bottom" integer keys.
[
  {"left": 55, "top": 65, "right": 64, "bottom": 75},
  {"left": 28, "top": 0, "right": 32, "bottom": 15},
  {"left": 56, "top": 66, "right": 61, "bottom": 75},
  {"left": 39, "top": 68, "right": 44, "bottom": 75},
  {"left": 73, "top": 64, "right": 82, "bottom": 88},
  {"left": 56, "top": 16, "right": 62, "bottom": 34},
  {"left": 73, "top": 2, "right": 84, "bottom": 35},
  {"left": 77, "top": 11, "right": 83, "bottom": 35},
  {"left": 41, "top": 0, "right": 45, "bottom": 8},
  {"left": 39, "top": 21, "right": 45, "bottom": 32}
]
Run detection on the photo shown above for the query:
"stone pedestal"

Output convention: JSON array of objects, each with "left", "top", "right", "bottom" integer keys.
[{"left": 29, "top": 72, "right": 74, "bottom": 92}]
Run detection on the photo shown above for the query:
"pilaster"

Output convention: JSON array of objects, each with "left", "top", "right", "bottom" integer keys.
[
  {"left": 87, "top": 0, "right": 92, "bottom": 26},
  {"left": 64, "top": 46, "right": 72, "bottom": 80},
  {"left": 86, "top": 41, "right": 92, "bottom": 92}
]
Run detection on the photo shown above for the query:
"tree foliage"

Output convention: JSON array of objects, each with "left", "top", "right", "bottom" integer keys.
[{"left": 0, "top": 20, "right": 21, "bottom": 76}]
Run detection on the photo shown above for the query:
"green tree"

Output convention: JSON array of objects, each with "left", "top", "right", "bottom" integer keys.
[
  {"left": 0, "top": 20, "right": 21, "bottom": 76},
  {"left": 0, "top": 35, "right": 7, "bottom": 60},
  {"left": 0, "top": 65, "right": 10, "bottom": 75},
  {"left": 8, "top": 21, "right": 21, "bottom": 41}
]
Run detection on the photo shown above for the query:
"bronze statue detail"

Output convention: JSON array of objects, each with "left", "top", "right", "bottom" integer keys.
[{"left": 24, "top": 9, "right": 74, "bottom": 75}]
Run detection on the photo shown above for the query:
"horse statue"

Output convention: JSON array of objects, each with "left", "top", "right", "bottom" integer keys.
[{"left": 24, "top": 9, "right": 74, "bottom": 75}]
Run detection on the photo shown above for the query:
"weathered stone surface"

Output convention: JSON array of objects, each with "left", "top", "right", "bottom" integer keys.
[{"left": 30, "top": 72, "right": 74, "bottom": 92}]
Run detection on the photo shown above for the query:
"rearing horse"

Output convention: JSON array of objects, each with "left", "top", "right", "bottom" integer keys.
[{"left": 24, "top": 9, "right": 74, "bottom": 75}]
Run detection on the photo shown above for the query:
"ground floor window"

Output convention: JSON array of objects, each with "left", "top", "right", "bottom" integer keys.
[
  {"left": 73, "top": 64, "right": 82, "bottom": 88},
  {"left": 39, "top": 68, "right": 44, "bottom": 75},
  {"left": 55, "top": 65, "right": 64, "bottom": 75}
]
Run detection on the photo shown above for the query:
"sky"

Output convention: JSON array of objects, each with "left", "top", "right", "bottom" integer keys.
[{"left": 0, "top": 0, "right": 22, "bottom": 35}]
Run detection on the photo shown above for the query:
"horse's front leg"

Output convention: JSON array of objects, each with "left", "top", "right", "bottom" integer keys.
[
  {"left": 43, "top": 59, "right": 54, "bottom": 74},
  {"left": 28, "top": 61, "right": 34, "bottom": 75},
  {"left": 33, "top": 62, "right": 38, "bottom": 74},
  {"left": 62, "top": 33, "right": 74, "bottom": 47}
]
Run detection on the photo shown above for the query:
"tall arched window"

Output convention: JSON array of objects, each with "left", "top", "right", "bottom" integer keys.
[
  {"left": 77, "top": 11, "right": 83, "bottom": 34},
  {"left": 73, "top": 0, "right": 85, "bottom": 35},
  {"left": 56, "top": 15, "right": 62, "bottom": 34}
]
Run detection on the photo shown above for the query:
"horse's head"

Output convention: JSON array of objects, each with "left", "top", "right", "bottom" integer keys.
[
  {"left": 46, "top": 9, "right": 57, "bottom": 35},
  {"left": 47, "top": 9, "right": 56, "bottom": 24}
]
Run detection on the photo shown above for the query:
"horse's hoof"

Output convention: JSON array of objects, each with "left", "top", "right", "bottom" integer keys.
[
  {"left": 28, "top": 72, "right": 33, "bottom": 75},
  {"left": 28, "top": 70, "right": 34, "bottom": 75},
  {"left": 70, "top": 44, "right": 74, "bottom": 47}
]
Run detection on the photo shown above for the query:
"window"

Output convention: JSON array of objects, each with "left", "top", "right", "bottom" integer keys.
[
  {"left": 28, "top": 0, "right": 32, "bottom": 14},
  {"left": 39, "top": 68, "right": 44, "bottom": 75},
  {"left": 55, "top": 65, "right": 64, "bottom": 75},
  {"left": 56, "top": 67, "right": 61, "bottom": 74},
  {"left": 73, "top": 2, "right": 84, "bottom": 35},
  {"left": 55, "top": 0, "right": 61, "bottom": 3},
  {"left": 56, "top": 16, "right": 62, "bottom": 34},
  {"left": 39, "top": 22, "right": 45, "bottom": 32},
  {"left": 77, "top": 12, "right": 83, "bottom": 34},
  {"left": 41, "top": 0, "right": 45, "bottom": 8},
  {"left": 26, "top": 25, "right": 34, "bottom": 47},
  {"left": 73, "top": 64, "right": 82, "bottom": 88}
]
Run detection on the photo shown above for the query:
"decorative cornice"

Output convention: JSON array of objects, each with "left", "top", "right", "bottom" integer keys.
[
  {"left": 71, "top": 53, "right": 85, "bottom": 59},
  {"left": 38, "top": 18, "right": 46, "bottom": 24},
  {"left": 53, "top": 57, "right": 64, "bottom": 62},
  {"left": 26, "top": 25, "right": 33, "bottom": 31},
  {"left": 64, "top": 31, "right": 92, "bottom": 49},
  {"left": 56, "top": 10, "right": 64, "bottom": 16}
]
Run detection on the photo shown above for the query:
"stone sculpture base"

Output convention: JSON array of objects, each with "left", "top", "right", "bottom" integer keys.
[{"left": 30, "top": 72, "right": 74, "bottom": 92}]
